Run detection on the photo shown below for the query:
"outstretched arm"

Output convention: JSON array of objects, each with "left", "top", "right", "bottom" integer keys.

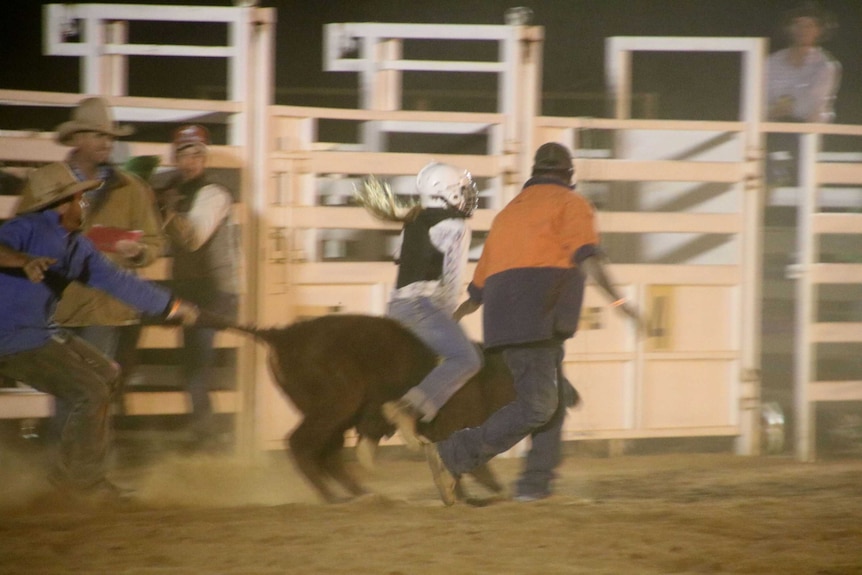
[{"left": 580, "top": 253, "right": 644, "bottom": 332}]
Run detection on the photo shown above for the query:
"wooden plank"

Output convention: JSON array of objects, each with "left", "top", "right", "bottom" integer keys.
[
  {"left": 270, "top": 105, "right": 503, "bottom": 125},
  {"left": 811, "top": 322, "right": 862, "bottom": 343},
  {"left": 289, "top": 262, "right": 742, "bottom": 287},
  {"left": 289, "top": 262, "right": 397, "bottom": 285},
  {"left": 123, "top": 390, "right": 239, "bottom": 416},
  {"left": 811, "top": 263, "right": 862, "bottom": 284},
  {"left": 280, "top": 207, "right": 742, "bottom": 235},
  {"left": 138, "top": 325, "right": 243, "bottom": 349},
  {"left": 271, "top": 151, "right": 509, "bottom": 178},
  {"left": 639, "top": 351, "right": 739, "bottom": 361},
  {"left": 818, "top": 163, "right": 862, "bottom": 185},
  {"left": 577, "top": 159, "right": 745, "bottom": 183},
  {"left": 762, "top": 122, "right": 862, "bottom": 136},
  {"left": 0, "top": 89, "right": 242, "bottom": 113},
  {"left": 563, "top": 353, "right": 636, "bottom": 362},
  {"left": 0, "top": 390, "right": 53, "bottom": 419},
  {"left": 561, "top": 426, "right": 739, "bottom": 441},
  {"left": 590, "top": 264, "right": 740, "bottom": 285},
  {"left": 599, "top": 212, "right": 743, "bottom": 234},
  {"left": 808, "top": 381, "right": 862, "bottom": 402},
  {"left": 540, "top": 116, "right": 746, "bottom": 132},
  {"left": 812, "top": 213, "right": 862, "bottom": 234},
  {"left": 284, "top": 206, "right": 495, "bottom": 231},
  {"left": 0, "top": 136, "right": 243, "bottom": 168},
  {"left": 0, "top": 389, "right": 242, "bottom": 419}
]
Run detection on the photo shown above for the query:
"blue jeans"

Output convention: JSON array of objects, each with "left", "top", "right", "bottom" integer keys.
[
  {"left": 388, "top": 296, "right": 482, "bottom": 421},
  {"left": 515, "top": 367, "right": 569, "bottom": 498},
  {"left": 182, "top": 324, "right": 217, "bottom": 426},
  {"left": 0, "top": 333, "right": 119, "bottom": 488},
  {"left": 180, "top": 292, "right": 238, "bottom": 432},
  {"left": 438, "top": 344, "right": 565, "bottom": 496}
]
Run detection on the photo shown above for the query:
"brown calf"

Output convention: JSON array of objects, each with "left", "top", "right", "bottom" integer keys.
[{"left": 205, "top": 313, "right": 515, "bottom": 503}]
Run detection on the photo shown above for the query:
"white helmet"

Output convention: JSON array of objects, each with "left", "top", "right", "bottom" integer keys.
[{"left": 416, "top": 162, "right": 478, "bottom": 217}]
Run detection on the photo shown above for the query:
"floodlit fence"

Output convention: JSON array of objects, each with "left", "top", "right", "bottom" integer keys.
[
  {"left": 0, "top": 90, "right": 251, "bottom": 421},
  {"left": 1, "top": 5, "right": 861, "bottom": 459},
  {"left": 247, "top": 106, "right": 762, "bottom": 452},
  {"left": 786, "top": 126, "right": 862, "bottom": 461}
]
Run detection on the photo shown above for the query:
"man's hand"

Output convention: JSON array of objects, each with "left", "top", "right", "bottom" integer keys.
[
  {"left": 611, "top": 297, "right": 647, "bottom": 335},
  {"left": 114, "top": 239, "right": 144, "bottom": 261},
  {"left": 23, "top": 256, "right": 56, "bottom": 283},
  {"left": 167, "top": 299, "right": 200, "bottom": 326},
  {"left": 769, "top": 96, "right": 795, "bottom": 121},
  {"left": 157, "top": 187, "right": 182, "bottom": 215},
  {"left": 453, "top": 299, "right": 480, "bottom": 322}
]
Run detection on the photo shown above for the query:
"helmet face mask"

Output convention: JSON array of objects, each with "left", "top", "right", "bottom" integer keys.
[{"left": 416, "top": 162, "right": 479, "bottom": 217}]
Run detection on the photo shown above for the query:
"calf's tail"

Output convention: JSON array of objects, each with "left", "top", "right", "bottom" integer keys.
[{"left": 195, "top": 308, "right": 264, "bottom": 338}]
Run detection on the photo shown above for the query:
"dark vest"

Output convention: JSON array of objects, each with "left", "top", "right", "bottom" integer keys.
[
  {"left": 171, "top": 175, "right": 239, "bottom": 303},
  {"left": 395, "top": 208, "right": 464, "bottom": 289}
]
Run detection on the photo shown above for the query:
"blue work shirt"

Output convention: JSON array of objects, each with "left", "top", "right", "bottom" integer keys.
[{"left": 0, "top": 210, "right": 172, "bottom": 357}]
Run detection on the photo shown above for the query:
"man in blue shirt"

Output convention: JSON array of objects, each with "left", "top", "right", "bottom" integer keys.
[{"left": 0, "top": 163, "right": 198, "bottom": 502}]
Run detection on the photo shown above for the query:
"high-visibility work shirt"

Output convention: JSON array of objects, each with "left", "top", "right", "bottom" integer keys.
[{"left": 468, "top": 177, "right": 600, "bottom": 349}]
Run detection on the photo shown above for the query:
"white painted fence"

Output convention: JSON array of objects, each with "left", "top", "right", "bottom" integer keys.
[{"left": 1, "top": 5, "right": 860, "bottom": 460}]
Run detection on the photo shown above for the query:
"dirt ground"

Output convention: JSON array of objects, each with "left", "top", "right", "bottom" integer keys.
[{"left": 1, "top": 433, "right": 861, "bottom": 575}]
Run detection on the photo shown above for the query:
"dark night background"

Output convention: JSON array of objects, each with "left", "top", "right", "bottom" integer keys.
[{"left": 1, "top": 0, "right": 860, "bottom": 132}]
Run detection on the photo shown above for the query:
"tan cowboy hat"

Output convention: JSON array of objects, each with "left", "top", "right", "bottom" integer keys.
[
  {"left": 16, "top": 163, "right": 101, "bottom": 215},
  {"left": 54, "top": 96, "right": 134, "bottom": 145}
]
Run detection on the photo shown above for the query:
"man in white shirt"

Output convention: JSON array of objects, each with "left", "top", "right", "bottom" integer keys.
[
  {"left": 766, "top": 2, "right": 840, "bottom": 123},
  {"left": 156, "top": 125, "right": 240, "bottom": 448},
  {"left": 765, "top": 2, "right": 841, "bottom": 186}
]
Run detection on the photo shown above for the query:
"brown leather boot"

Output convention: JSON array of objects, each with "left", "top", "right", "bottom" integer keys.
[{"left": 382, "top": 399, "right": 422, "bottom": 452}]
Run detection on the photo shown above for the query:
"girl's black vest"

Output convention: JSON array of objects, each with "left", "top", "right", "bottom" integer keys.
[{"left": 395, "top": 207, "right": 464, "bottom": 289}]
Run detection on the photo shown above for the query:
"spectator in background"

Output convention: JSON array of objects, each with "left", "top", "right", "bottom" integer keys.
[
  {"left": 154, "top": 125, "right": 240, "bottom": 448},
  {"left": 0, "top": 163, "right": 197, "bottom": 502},
  {"left": 50, "top": 96, "right": 165, "bottom": 394},
  {"left": 766, "top": 2, "right": 841, "bottom": 185}
]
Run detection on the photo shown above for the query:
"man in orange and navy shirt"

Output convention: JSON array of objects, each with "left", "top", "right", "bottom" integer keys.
[{"left": 424, "top": 142, "right": 640, "bottom": 505}]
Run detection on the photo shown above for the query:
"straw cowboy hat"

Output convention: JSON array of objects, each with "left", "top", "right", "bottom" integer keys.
[
  {"left": 16, "top": 163, "right": 100, "bottom": 215},
  {"left": 54, "top": 96, "right": 134, "bottom": 145}
]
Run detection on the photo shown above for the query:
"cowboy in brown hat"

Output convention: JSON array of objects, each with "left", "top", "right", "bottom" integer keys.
[
  {"left": 44, "top": 96, "right": 167, "bottom": 441},
  {"left": 49, "top": 97, "right": 165, "bottom": 372},
  {"left": 54, "top": 96, "right": 135, "bottom": 146},
  {"left": 0, "top": 162, "right": 198, "bottom": 502}
]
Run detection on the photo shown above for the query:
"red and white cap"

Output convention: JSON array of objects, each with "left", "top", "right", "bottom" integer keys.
[{"left": 172, "top": 124, "right": 210, "bottom": 153}]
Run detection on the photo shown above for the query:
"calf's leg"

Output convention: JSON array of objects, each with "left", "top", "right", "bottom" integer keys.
[
  {"left": 286, "top": 427, "right": 340, "bottom": 503},
  {"left": 287, "top": 397, "right": 366, "bottom": 503},
  {"left": 355, "top": 436, "right": 379, "bottom": 471},
  {"left": 320, "top": 432, "right": 367, "bottom": 498}
]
